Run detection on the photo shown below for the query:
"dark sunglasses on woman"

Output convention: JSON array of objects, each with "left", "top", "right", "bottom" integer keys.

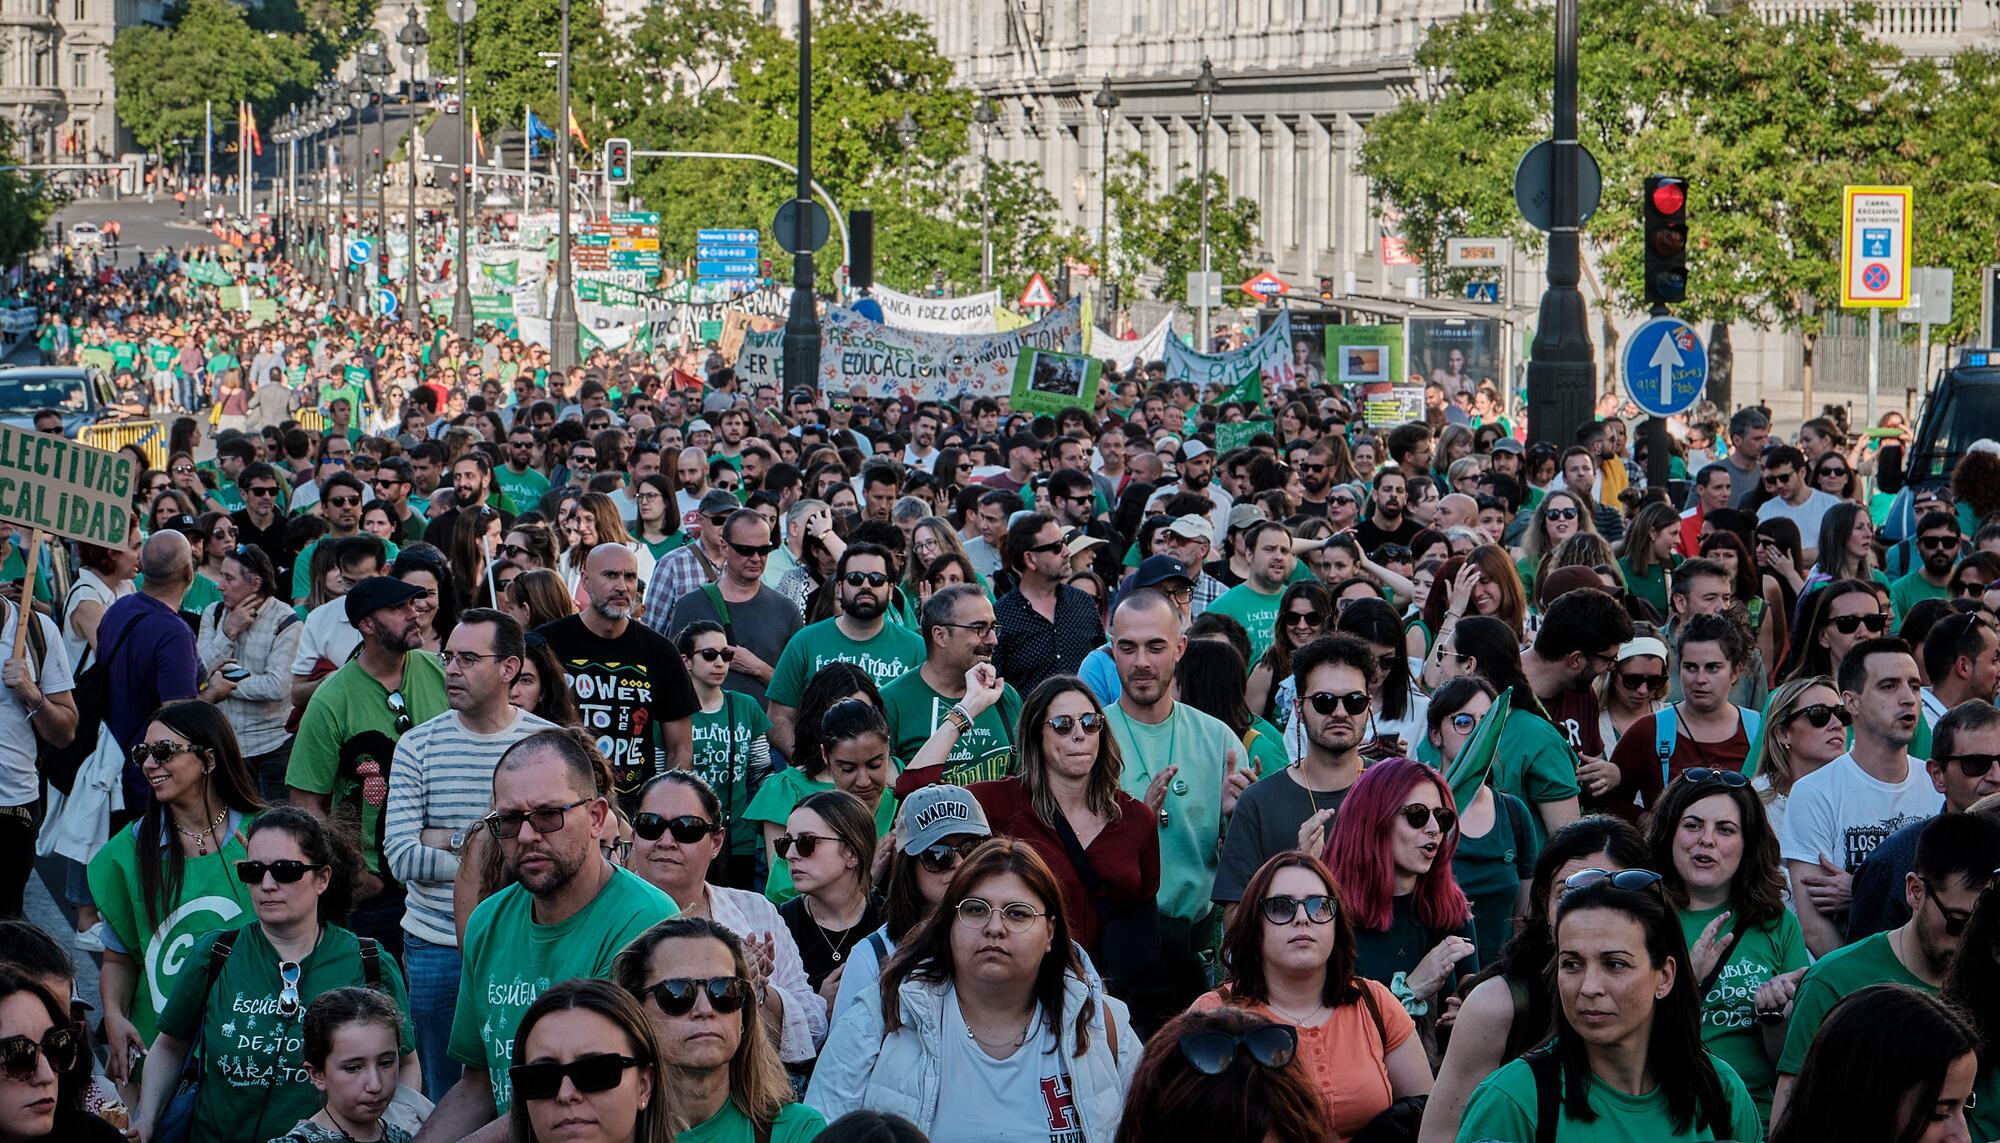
[
  {"left": 1788, "top": 703, "right": 1852, "bottom": 729},
  {"left": 1827, "top": 613, "right": 1889, "bottom": 636},
  {"left": 509, "top": 1053, "right": 645, "bottom": 1101},
  {"left": 1258, "top": 894, "right": 1336, "bottom": 925},
  {"left": 0, "top": 1026, "right": 78, "bottom": 1081},
  {"left": 1398, "top": 804, "right": 1457, "bottom": 833},
  {"left": 631, "top": 813, "right": 720, "bottom": 845},
  {"left": 642, "top": 976, "right": 751, "bottom": 1016},
  {"left": 235, "top": 860, "right": 326, "bottom": 884},
  {"left": 774, "top": 832, "right": 834, "bottom": 860},
  {"left": 917, "top": 838, "right": 983, "bottom": 874}
]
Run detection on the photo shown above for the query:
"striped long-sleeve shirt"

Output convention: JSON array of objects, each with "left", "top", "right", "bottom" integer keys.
[{"left": 383, "top": 707, "right": 556, "bottom": 947}]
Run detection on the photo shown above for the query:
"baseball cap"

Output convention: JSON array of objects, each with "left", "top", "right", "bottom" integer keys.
[
  {"left": 1132, "top": 553, "right": 1194, "bottom": 591},
  {"left": 688, "top": 418, "right": 714, "bottom": 434},
  {"left": 1005, "top": 433, "right": 1043, "bottom": 455},
  {"left": 898, "top": 784, "right": 991, "bottom": 855},
  {"left": 344, "top": 575, "right": 427, "bottom": 624},
  {"left": 1165, "top": 514, "right": 1214, "bottom": 545},
  {"left": 1227, "top": 503, "right": 1269, "bottom": 532},
  {"left": 161, "top": 514, "right": 202, "bottom": 537},
  {"left": 1181, "top": 440, "right": 1212, "bottom": 460},
  {"left": 1491, "top": 437, "right": 1524, "bottom": 455},
  {"left": 697, "top": 489, "right": 740, "bottom": 516}
]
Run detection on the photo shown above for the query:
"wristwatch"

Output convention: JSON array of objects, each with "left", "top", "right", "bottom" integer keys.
[{"left": 447, "top": 828, "right": 468, "bottom": 854}]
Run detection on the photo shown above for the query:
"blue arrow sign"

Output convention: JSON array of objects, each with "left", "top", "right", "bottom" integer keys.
[
  {"left": 697, "top": 260, "right": 760, "bottom": 279},
  {"left": 347, "top": 239, "right": 373, "bottom": 266},
  {"left": 1621, "top": 315, "right": 1707, "bottom": 418},
  {"left": 377, "top": 288, "right": 398, "bottom": 316},
  {"left": 698, "top": 244, "right": 759, "bottom": 261},
  {"left": 698, "top": 228, "right": 759, "bottom": 245}
]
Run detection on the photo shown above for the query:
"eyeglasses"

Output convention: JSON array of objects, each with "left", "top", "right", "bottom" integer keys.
[
  {"left": 774, "top": 832, "right": 838, "bottom": 860},
  {"left": 1398, "top": 803, "right": 1458, "bottom": 833},
  {"left": 130, "top": 740, "right": 197, "bottom": 767},
  {"left": 1937, "top": 754, "right": 2000, "bottom": 779},
  {"left": 729, "top": 541, "right": 778, "bottom": 557},
  {"left": 484, "top": 797, "right": 591, "bottom": 840},
  {"left": 1919, "top": 535, "right": 1961, "bottom": 551},
  {"left": 1920, "top": 878, "right": 1975, "bottom": 937},
  {"left": 1563, "top": 867, "right": 1665, "bottom": 894},
  {"left": 510, "top": 1054, "right": 644, "bottom": 1102},
  {"left": 631, "top": 813, "right": 720, "bottom": 844},
  {"left": 1683, "top": 767, "right": 1752, "bottom": 789},
  {"left": 643, "top": 976, "right": 751, "bottom": 1016},
  {"left": 690, "top": 646, "right": 736, "bottom": 663},
  {"left": 1177, "top": 1024, "right": 1299, "bottom": 1076},
  {"left": 1618, "top": 671, "right": 1666, "bottom": 691},
  {"left": 955, "top": 898, "right": 1049, "bottom": 932},
  {"left": 1046, "top": 712, "right": 1104, "bottom": 735},
  {"left": 277, "top": 958, "right": 304, "bottom": 1018},
  {"left": 1304, "top": 691, "right": 1371, "bottom": 716},
  {"left": 234, "top": 860, "right": 326, "bottom": 885},
  {"left": 1787, "top": 703, "right": 1852, "bottom": 729},
  {"left": 439, "top": 650, "right": 499, "bottom": 668},
  {"left": 0, "top": 1027, "right": 78, "bottom": 1082},
  {"left": 938, "top": 620, "right": 998, "bottom": 639},
  {"left": 1283, "top": 609, "right": 1324, "bottom": 628},
  {"left": 1827, "top": 613, "right": 1889, "bottom": 635},
  {"left": 1543, "top": 507, "right": 1579, "bottom": 522},
  {"left": 916, "top": 838, "right": 982, "bottom": 874},
  {"left": 842, "top": 571, "right": 890, "bottom": 587},
  {"left": 385, "top": 689, "right": 413, "bottom": 734},
  {"left": 1258, "top": 893, "right": 1336, "bottom": 925}
]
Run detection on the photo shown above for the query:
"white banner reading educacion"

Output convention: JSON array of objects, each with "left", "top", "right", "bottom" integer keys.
[
  {"left": 810, "top": 299, "right": 1084, "bottom": 401},
  {"left": 1164, "top": 311, "right": 1297, "bottom": 391},
  {"left": 868, "top": 283, "right": 1002, "bottom": 334}
]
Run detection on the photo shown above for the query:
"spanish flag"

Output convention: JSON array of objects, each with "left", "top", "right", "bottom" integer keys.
[
  {"left": 471, "top": 105, "right": 485, "bottom": 158},
  {"left": 567, "top": 109, "right": 588, "bottom": 150}
]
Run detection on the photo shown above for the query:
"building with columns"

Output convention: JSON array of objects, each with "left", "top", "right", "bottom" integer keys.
[{"left": 1, "top": 0, "right": 165, "bottom": 162}]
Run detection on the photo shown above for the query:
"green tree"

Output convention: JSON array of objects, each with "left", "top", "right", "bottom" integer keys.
[
  {"left": 0, "top": 124, "right": 66, "bottom": 269},
  {"left": 1103, "top": 152, "right": 1261, "bottom": 304},
  {"left": 241, "top": 0, "right": 378, "bottom": 68},
  {"left": 110, "top": 0, "right": 320, "bottom": 154},
  {"left": 423, "top": 0, "right": 614, "bottom": 152}
]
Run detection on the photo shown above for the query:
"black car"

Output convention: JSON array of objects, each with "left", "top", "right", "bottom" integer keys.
[{"left": 1879, "top": 347, "right": 2000, "bottom": 543}]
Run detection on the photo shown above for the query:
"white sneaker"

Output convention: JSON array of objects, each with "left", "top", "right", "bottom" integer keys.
[{"left": 74, "top": 927, "right": 104, "bottom": 954}]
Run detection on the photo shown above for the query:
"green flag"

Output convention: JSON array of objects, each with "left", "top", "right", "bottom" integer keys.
[
  {"left": 1442, "top": 687, "right": 1513, "bottom": 814},
  {"left": 481, "top": 259, "right": 519, "bottom": 287},
  {"left": 1218, "top": 367, "right": 1263, "bottom": 408}
]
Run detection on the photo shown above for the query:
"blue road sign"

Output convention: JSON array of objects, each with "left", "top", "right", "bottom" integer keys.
[
  {"left": 697, "top": 244, "right": 759, "bottom": 261},
  {"left": 698, "top": 229, "right": 758, "bottom": 246},
  {"left": 1621, "top": 316, "right": 1707, "bottom": 418},
  {"left": 347, "top": 239, "right": 373, "bottom": 266},
  {"left": 697, "top": 260, "right": 760, "bottom": 279},
  {"left": 378, "top": 288, "right": 398, "bottom": 316},
  {"left": 1464, "top": 281, "right": 1500, "bottom": 303}
]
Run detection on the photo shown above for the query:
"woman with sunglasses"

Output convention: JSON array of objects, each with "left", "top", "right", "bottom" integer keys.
[
  {"left": 1592, "top": 635, "right": 1669, "bottom": 763},
  {"left": 673, "top": 621, "right": 771, "bottom": 887},
  {"left": 745, "top": 672, "right": 899, "bottom": 905},
  {"left": 807, "top": 839, "right": 1140, "bottom": 1137},
  {"left": 1246, "top": 580, "right": 1331, "bottom": 729},
  {"left": 1645, "top": 767, "right": 1808, "bottom": 1127},
  {"left": 625, "top": 773, "right": 822, "bottom": 1067},
  {"left": 1599, "top": 614, "right": 1761, "bottom": 819},
  {"left": 196, "top": 541, "right": 299, "bottom": 801},
  {"left": 505, "top": 980, "right": 674, "bottom": 1143},
  {"left": 137, "top": 807, "right": 417, "bottom": 1143},
  {"left": 500, "top": 523, "right": 561, "bottom": 574},
  {"left": 1778, "top": 578, "right": 1890, "bottom": 685},
  {"left": 971, "top": 676, "right": 1158, "bottom": 992},
  {"left": 1749, "top": 676, "right": 1848, "bottom": 841},
  {"left": 0, "top": 965, "right": 120, "bottom": 1143},
  {"left": 612, "top": 917, "right": 826, "bottom": 1143},
  {"left": 1194, "top": 852, "right": 1433, "bottom": 1137},
  {"left": 1812, "top": 451, "right": 1859, "bottom": 504},
  {"left": 87, "top": 702, "right": 263, "bottom": 1093},
  {"left": 776, "top": 789, "right": 882, "bottom": 1012},
  {"left": 1426, "top": 678, "right": 1541, "bottom": 970},
  {"left": 1323, "top": 758, "right": 1476, "bottom": 1025},
  {"left": 1516, "top": 489, "right": 1593, "bottom": 603},
  {"left": 1453, "top": 871, "right": 1763, "bottom": 1143}
]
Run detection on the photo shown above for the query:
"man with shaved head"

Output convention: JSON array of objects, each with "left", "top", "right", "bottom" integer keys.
[
  {"left": 1434, "top": 492, "right": 1480, "bottom": 532},
  {"left": 98, "top": 528, "right": 201, "bottom": 807}
]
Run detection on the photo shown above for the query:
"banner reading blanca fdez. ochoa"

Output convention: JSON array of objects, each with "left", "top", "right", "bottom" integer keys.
[
  {"left": 0, "top": 423, "right": 137, "bottom": 547},
  {"left": 810, "top": 299, "right": 1085, "bottom": 402}
]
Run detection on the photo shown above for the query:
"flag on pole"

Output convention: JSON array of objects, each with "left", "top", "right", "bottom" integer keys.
[
  {"left": 471, "top": 105, "right": 484, "bottom": 158},
  {"left": 566, "top": 109, "right": 588, "bottom": 149}
]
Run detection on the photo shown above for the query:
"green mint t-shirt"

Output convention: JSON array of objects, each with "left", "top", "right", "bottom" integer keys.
[
  {"left": 879, "top": 668, "right": 1021, "bottom": 784},
  {"left": 494, "top": 464, "right": 551, "bottom": 517},
  {"left": 678, "top": 1100, "right": 826, "bottom": 1143},
  {"left": 1457, "top": 1051, "right": 1762, "bottom": 1143},
  {"left": 1108, "top": 701, "right": 1239, "bottom": 922},
  {"left": 1677, "top": 902, "right": 1809, "bottom": 1123},
  {"left": 284, "top": 654, "right": 448, "bottom": 872},
  {"left": 449, "top": 866, "right": 679, "bottom": 1114},
  {"left": 1777, "top": 930, "right": 1931, "bottom": 1077},
  {"left": 765, "top": 618, "right": 926, "bottom": 709},
  {"left": 742, "top": 767, "right": 897, "bottom": 904},
  {"left": 691, "top": 691, "right": 771, "bottom": 858},
  {"left": 159, "top": 925, "right": 414, "bottom": 1143},
  {"left": 1207, "top": 581, "right": 1285, "bottom": 665}
]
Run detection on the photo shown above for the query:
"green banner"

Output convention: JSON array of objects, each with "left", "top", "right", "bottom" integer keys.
[
  {"left": 1217, "top": 419, "right": 1274, "bottom": 454},
  {"left": 1217, "top": 367, "right": 1264, "bottom": 408}
]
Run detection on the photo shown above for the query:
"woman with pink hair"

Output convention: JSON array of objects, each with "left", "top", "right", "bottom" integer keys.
[{"left": 1322, "top": 757, "right": 1478, "bottom": 1023}]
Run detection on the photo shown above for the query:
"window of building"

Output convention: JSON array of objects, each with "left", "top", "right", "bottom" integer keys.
[
  {"left": 71, "top": 52, "right": 89, "bottom": 89},
  {"left": 74, "top": 0, "right": 86, "bottom": 20}
]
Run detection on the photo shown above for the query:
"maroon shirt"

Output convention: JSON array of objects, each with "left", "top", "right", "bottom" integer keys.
[
  {"left": 970, "top": 776, "right": 1160, "bottom": 956},
  {"left": 1600, "top": 708, "right": 1753, "bottom": 820}
]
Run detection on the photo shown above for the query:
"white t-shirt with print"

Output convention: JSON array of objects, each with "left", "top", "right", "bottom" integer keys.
[
  {"left": 1778, "top": 750, "right": 1943, "bottom": 874},
  {"left": 928, "top": 984, "right": 1083, "bottom": 1143}
]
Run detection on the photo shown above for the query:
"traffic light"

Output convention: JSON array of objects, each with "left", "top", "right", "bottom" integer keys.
[
  {"left": 1318, "top": 275, "right": 1334, "bottom": 302},
  {"left": 1643, "top": 175, "right": 1688, "bottom": 306},
  {"left": 605, "top": 137, "right": 632, "bottom": 186}
]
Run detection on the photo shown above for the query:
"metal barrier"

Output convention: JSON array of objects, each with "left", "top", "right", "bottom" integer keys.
[
  {"left": 294, "top": 408, "right": 325, "bottom": 433},
  {"left": 78, "top": 419, "right": 168, "bottom": 468}
]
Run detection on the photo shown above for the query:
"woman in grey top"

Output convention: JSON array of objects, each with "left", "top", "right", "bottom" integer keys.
[{"left": 197, "top": 543, "right": 303, "bottom": 801}]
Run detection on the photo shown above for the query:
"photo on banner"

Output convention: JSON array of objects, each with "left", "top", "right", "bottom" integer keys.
[
  {"left": 1406, "top": 316, "right": 1502, "bottom": 397},
  {"left": 1326, "top": 324, "right": 1404, "bottom": 388},
  {"left": 1287, "top": 316, "right": 1332, "bottom": 387},
  {"left": 1009, "top": 348, "right": 1103, "bottom": 415}
]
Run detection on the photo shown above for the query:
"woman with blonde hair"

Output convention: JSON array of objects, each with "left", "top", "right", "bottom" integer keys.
[
  {"left": 1749, "top": 675, "right": 1849, "bottom": 838},
  {"left": 1515, "top": 488, "right": 1595, "bottom": 600}
]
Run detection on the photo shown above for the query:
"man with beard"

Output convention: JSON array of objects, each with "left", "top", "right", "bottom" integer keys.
[
  {"left": 664, "top": 510, "right": 802, "bottom": 706},
  {"left": 496, "top": 425, "right": 551, "bottom": 517},
  {"left": 1889, "top": 510, "right": 1963, "bottom": 619},
  {"left": 1295, "top": 441, "right": 1339, "bottom": 517},
  {"left": 992, "top": 512, "right": 1105, "bottom": 693},
  {"left": 764, "top": 542, "right": 925, "bottom": 758},
  {"left": 1154, "top": 439, "right": 1233, "bottom": 536},
  {"left": 1045, "top": 467, "right": 1123, "bottom": 582},
  {"left": 1212, "top": 633, "right": 1375, "bottom": 917},
  {"left": 287, "top": 576, "right": 451, "bottom": 953},
  {"left": 902, "top": 407, "right": 941, "bottom": 473},
  {"left": 1354, "top": 468, "right": 1422, "bottom": 551},
  {"left": 289, "top": 471, "right": 385, "bottom": 604},
  {"left": 1208, "top": 521, "right": 1297, "bottom": 664},
  {"left": 419, "top": 729, "right": 679, "bottom": 1143},
  {"left": 424, "top": 452, "right": 516, "bottom": 547},
  {"left": 886, "top": 583, "right": 1023, "bottom": 792},
  {"left": 538, "top": 544, "right": 697, "bottom": 809},
  {"left": 1105, "top": 588, "right": 1249, "bottom": 1035}
]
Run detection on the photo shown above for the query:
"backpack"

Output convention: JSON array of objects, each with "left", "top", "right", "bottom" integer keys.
[
  {"left": 22, "top": 591, "right": 138, "bottom": 796},
  {"left": 1653, "top": 704, "right": 1761, "bottom": 790}
]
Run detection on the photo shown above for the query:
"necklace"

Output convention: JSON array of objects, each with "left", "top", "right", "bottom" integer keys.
[
  {"left": 801, "top": 895, "right": 863, "bottom": 964},
  {"left": 956, "top": 989, "right": 1037, "bottom": 1050},
  {"left": 174, "top": 808, "right": 228, "bottom": 856},
  {"left": 1110, "top": 702, "right": 1182, "bottom": 824},
  {"left": 1268, "top": 999, "right": 1328, "bottom": 1026}
]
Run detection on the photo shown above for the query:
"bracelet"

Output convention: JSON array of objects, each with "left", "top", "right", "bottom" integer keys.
[
  {"left": 22, "top": 700, "right": 45, "bottom": 722},
  {"left": 945, "top": 704, "right": 973, "bottom": 735}
]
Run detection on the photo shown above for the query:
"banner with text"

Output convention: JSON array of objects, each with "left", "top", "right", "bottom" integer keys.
[
  {"left": 869, "top": 283, "right": 1002, "bottom": 334},
  {"left": 1165, "top": 311, "right": 1297, "bottom": 392},
  {"left": 1087, "top": 316, "right": 1175, "bottom": 374},
  {"left": 816, "top": 299, "right": 1084, "bottom": 401},
  {"left": 0, "top": 425, "right": 136, "bottom": 547}
]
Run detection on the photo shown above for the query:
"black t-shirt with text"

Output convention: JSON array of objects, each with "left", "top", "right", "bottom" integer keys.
[{"left": 535, "top": 614, "right": 699, "bottom": 804}]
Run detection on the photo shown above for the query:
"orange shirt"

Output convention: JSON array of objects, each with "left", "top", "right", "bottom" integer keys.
[{"left": 1192, "top": 979, "right": 1415, "bottom": 1141}]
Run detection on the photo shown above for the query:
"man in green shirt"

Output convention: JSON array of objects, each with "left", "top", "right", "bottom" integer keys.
[
  {"left": 1206, "top": 520, "right": 1293, "bottom": 664},
  {"left": 766, "top": 542, "right": 926, "bottom": 758},
  {"left": 1771, "top": 812, "right": 2000, "bottom": 1126},
  {"left": 883, "top": 583, "right": 1022, "bottom": 794},
  {"left": 497, "top": 425, "right": 552, "bottom": 516},
  {"left": 1888, "top": 509, "right": 1961, "bottom": 621},
  {"left": 429, "top": 729, "right": 678, "bottom": 1136}
]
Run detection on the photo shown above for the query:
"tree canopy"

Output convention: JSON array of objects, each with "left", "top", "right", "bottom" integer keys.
[{"left": 110, "top": 0, "right": 321, "bottom": 155}]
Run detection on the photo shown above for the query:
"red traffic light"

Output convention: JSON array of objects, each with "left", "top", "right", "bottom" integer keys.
[{"left": 1650, "top": 180, "right": 1686, "bottom": 216}]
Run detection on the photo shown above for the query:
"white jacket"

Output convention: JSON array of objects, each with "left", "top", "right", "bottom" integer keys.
[{"left": 806, "top": 970, "right": 1140, "bottom": 1139}]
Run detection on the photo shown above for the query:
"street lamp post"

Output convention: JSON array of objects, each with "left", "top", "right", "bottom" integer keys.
[
  {"left": 447, "top": 0, "right": 477, "bottom": 337},
  {"left": 361, "top": 43, "right": 392, "bottom": 309},
  {"left": 1193, "top": 57, "right": 1220, "bottom": 352},
  {"left": 1524, "top": 0, "right": 1594, "bottom": 446},
  {"left": 1092, "top": 76, "right": 1120, "bottom": 307},
  {"left": 399, "top": 3, "right": 430, "bottom": 330},
  {"left": 348, "top": 80, "right": 372, "bottom": 312},
  {"left": 896, "top": 111, "right": 916, "bottom": 209},
  {"left": 974, "top": 97, "right": 996, "bottom": 290},
  {"left": 780, "top": 0, "right": 820, "bottom": 392},
  {"left": 550, "top": 0, "right": 579, "bottom": 369},
  {"left": 334, "top": 100, "right": 354, "bottom": 310}
]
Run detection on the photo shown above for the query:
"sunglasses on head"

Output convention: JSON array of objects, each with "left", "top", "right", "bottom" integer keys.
[
  {"left": 509, "top": 1053, "right": 644, "bottom": 1102},
  {"left": 1304, "top": 690, "right": 1370, "bottom": 716},
  {"left": 1398, "top": 803, "right": 1457, "bottom": 833},
  {"left": 1684, "top": 767, "right": 1751, "bottom": 789},
  {"left": 1258, "top": 893, "right": 1336, "bottom": 925},
  {"left": 774, "top": 832, "right": 836, "bottom": 860},
  {"left": 1178, "top": 1023, "right": 1299, "bottom": 1076},
  {"left": 643, "top": 976, "right": 751, "bottom": 1016},
  {"left": 235, "top": 860, "right": 325, "bottom": 884},
  {"left": 0, "top": 1027, "right": 78, "bottom": 1082},
  {"left": 1563, "top": 867, "right": 1664, "bottom": 894},
  {"left": 842, "top": 570, "right": 889, "bottom": 587},
  {"left": 917, "top": 837, "right": 983, "bottom": 874},
  {"left": 1788, "top": 703, "right": 1852, "bottom": 729},
  {"left": 631, "top": 813, "right": 720, "bottom": 844},
  {"left": 1827, "top": 612, "right": 1889, "bottom": 635}
]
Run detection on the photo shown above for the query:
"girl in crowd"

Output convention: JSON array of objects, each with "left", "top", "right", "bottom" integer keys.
[
  {"left": 1812, "top": 450, "right": 1860, "bottom": 505},
  {"left": 510, "top": 633, "right": 582, "bottom": 726},
  {"left": 0, "top": 966, "right": 119, "bottom": 1143},
  {"left": 807, "top": 841, "right": 1141, "bottom": 1139},
  {"left": 198, "top": 512, "right": 236, "bottom": 582},
  {"left": 1700, "top": 530, "right": 1789, "bottom": 681},
  {"left": 777, "top": 790, "right": 883, "bottom": 1008},
  {"left": 1618, "top": 502, "right": 1683, "bottom": 618},
  {"left": 1246, "top": 580, "right": 1331, "bottom": 721},
  {"left": 391, "top": 551, "right": 455, "bottom": 652},
  {"left": 676, "top": 621, "right": 773, "bottom": 884},
  {"left": 1430, "top": 677, "right": 1539, "bottom": 969},
  {"left": 1418, "top": 816, "right": 1649, "bottom": 1143},
  {"left": 447, "top": 504, "right": 505, "bottom": 609},
  {"left": 559, "top": 492, "right": 657, "bottom": 601},
  {"left": 1337, "top": 598, "right": 1429, "bottom": 758},
  {"left": 971, "top": 677, "right": 1159, "bottom": 992},
  {"left": 505, "top": 566, "right": 577, "bottom": 635},
  {"left": 506, "top": 980, "right": 675, "bottom": 1143},
  {"left": 1749, "top": 676, "right": 1848, "bottom": 841},
  {"left": 745, "top": 671, "right": 898, "bottom": 904},
  {"left": 1777, "top": 577, "right": 1889, "bottom": 685},
  {"left": 361, "top": 503, "right": 399, "bottom": 543},
  {"left": 1452, "top": 873, "right": 1763, "bottom": 1142},
  {"left": 1194, "top": 852, "right": 1432, "bottom": 1136},
  {"left": 89, "top": 702, "right": 264, "bottom": 1091},
  {"left": 196, "top": 542, "right": 301, "bottom": 801},
  {"left": 1801, "top": 501, "right": 1888, "bottom": 602},
  {"left": 1418, "top": 548, "right": 1528, "bottom": 687},
  {"left": 1323, "top": 758, "right": 1476, "bottom": 1021},
  {"left": 500, "top": 523, "right": 562, "bottom": 574},
  {"left": 1429, "top": 615, "right": 1582, "bottom": 844},
  {"left": 1601, "top": 614, "right": 1760, "bottom": 817},
  {"left": 1647, "top": 768, "right": 1809, "bottom": 1124},
  {"left": 1176, "top": 639, "right": 1288, "bottom": 778},
  {"left": 613, "top": 917, "right": 827, "bottom": 1142},
  {"left": 1516, "top": 489, "right": 1593, "bottom": 601},
  {"left": 622, "top": 779, "right": 822, "bottom": 1067},
  {"left": 629, "top": 474, "right": 685, "bottom": 562},
  {"left": 1770, "top": 984, "right": 1980, "bottom": 1143},
  {"left": 136, "top": 807, "right": 418, "bottom": 1143},
  {"left": 1594, "top": 635, "right": 1669, "bottom": 763},
  {"left": 274, "top": 988, "right": 412, "bottom": 1143}
]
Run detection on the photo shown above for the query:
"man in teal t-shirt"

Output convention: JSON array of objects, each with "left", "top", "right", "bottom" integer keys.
[
  {"left": 1207, "top": 521, "right": 1293, "bottom": 664},
  {"left": 765, "top": 545, "right": 926, "bottom": 758},
  {"left": 444, "top": 733, "right": 678, "bottom": 1124}
]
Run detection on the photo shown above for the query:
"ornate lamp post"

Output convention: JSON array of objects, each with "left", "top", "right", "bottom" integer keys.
[
  {"left": 398, "top": 3, "right": 430, "bottom": 329},
  {"left": 1192, "top": 57, "right": 1220, "bottom": 351},
  {"left": 1092, "top": 76, "right": 1120, "bottom": 305},
  {"left": 446, "top": 0, "right": 477, "bottom": 336},
  {"left": 896, "top": 110, "right": 916, "bottom": 209}
]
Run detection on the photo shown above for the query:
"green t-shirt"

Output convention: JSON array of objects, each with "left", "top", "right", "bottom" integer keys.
[
  {"left": 283, "top": 654, "right": 448, "bottom": 872},
  {"left": 1777, "top": 930, "right": 1931, "bottom": 1076},
  {"left": 1108, "top": 701, "right": 1239, "bottom": 922},
  {"left": 1618, "top": 554, "right": 1678, "bottom": 616},
  {"left": 879, "top": 668, "right": 1022, "bottom": 783},
  {"left": 765, "top": 618, "right": 927, "bottom": 709},
  {"left": 86, "top": 819, "right": 257, "bottom": 1043},
  {"left": 691, "top": 691, "right": 771, "bottom": 858},
  {"left": 1456, "top": 1051, "right": 1763, "bottom": 1143},
  {"left": 322, "top": 379, "right": 366, "bottom": 415},
  {"left": 641, "top": 532, "right": 691, "bottom": 561},
  {"left": 1242, "top": 717, "right": 1287, "bottom": 779},
  {"left": 1888, "top": 567, "right": 1949, "bottom": 624},
  {"left": 1450, "top": 790, "right": 1538, "bottom": 970},
  {"left": 182, "top": 573, "right": 222, "bottom": 619},
  {"left": 449, "top": 867, "right": 679, "bottom": 1115},
  {"left": 677, "top": 1100, "right": 826, "bottom": 1143},
  {"left": 1208, "top": 581, "right": 1285, "bottom": 665},
  {"left": 741, "top": 767, "right": 897, "bottom": 904},
  {"left": 1677, "top": 903, "right": 1809, "bottom": 1122},
  {"left": 146, "top": 342, "right": 178, "bottom": 373},
  {"left": 290, "top": 537, "right": 399, "bottom": 600},
  {"left": 495, "top": 464, "right": 551, "bottom": 517},
  {"left": 0, "top": 545, "right": 53, "bottom": 606},
  {"left": 110, "top": 340, "right": 139, "bottom": 373},
  {"left": 159, "top": 925, "right": 414, "bottom": 1143}
]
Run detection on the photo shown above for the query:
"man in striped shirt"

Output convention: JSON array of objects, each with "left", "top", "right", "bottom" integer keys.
[{"left": 383, "top": 607, "right": 554, "bottom": 1101}]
